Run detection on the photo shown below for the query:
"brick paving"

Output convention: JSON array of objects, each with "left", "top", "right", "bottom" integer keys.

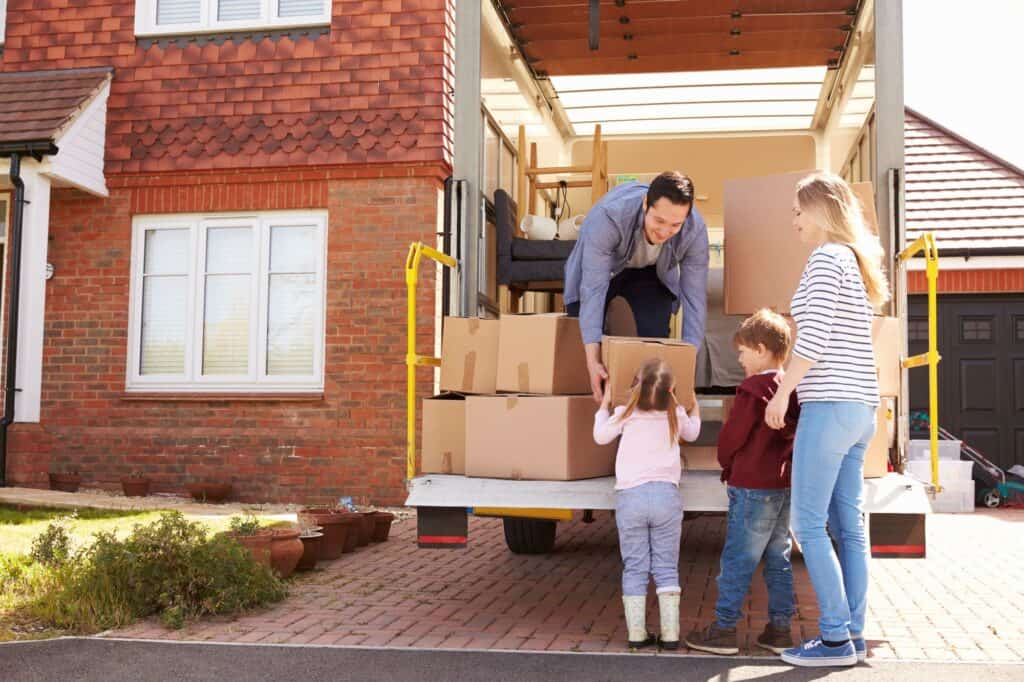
[{"left": 106, "top": 509, "right": 1024, "bottom": 663}]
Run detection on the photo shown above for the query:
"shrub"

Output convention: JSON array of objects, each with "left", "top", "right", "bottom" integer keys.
[
  {"left": 29, "top": 512, "right": 286, "bottom": 632},
  {"left": 29, "top": 523, "right": 71, "bottom": 568}
]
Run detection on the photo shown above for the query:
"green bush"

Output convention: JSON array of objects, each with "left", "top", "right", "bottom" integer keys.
[
  {"left": 29, "top": 512, "right": 286, "bottom": 632},
  {"left": 29, "top": 523, "right": 71, "bottom": 567}
]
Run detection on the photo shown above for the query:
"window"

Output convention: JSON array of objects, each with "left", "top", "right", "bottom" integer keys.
[
  {"left": 908, "top": 318, "right": 929, "bottom": 343},
  {"left": 0, "top": 0, "right": 6, "bottom": 45},
  {"left": 1016, "top": 317, "right": 1024, "bottom": 343},
  {"left": 127, "top": 211, "right": 327, "bottom": 392},
  {"left": 135, "top": 0, "right": 329, "bottom": 37},
  {"left": 960, "top": 317, "right": 993, "bottom": 343}
]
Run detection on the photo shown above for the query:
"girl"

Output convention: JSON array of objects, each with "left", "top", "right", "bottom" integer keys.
[
  {"left": 764, "top": 172, "right": 889, "bottom": 667},
  {"left": 594, "top": 359, "right": 701, "bottom": 650}
]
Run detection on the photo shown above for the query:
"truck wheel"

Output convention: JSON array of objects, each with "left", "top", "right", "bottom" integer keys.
[{"left": 503, "top": 518, "right": 557, "bottom": 554}]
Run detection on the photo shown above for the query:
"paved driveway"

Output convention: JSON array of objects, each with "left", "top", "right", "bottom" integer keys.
[{"left": 108, "top": 509, "right": 1024, "bottom": 663}]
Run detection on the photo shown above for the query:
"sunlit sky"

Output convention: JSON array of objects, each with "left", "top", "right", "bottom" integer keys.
[{"left": 904, "top": 0, "right": 1024, "bottom": 168}]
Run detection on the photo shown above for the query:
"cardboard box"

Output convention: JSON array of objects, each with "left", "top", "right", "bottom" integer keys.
[
  {"left": 864, "top": 398, "right": 895, "bottom": 478},
  {"left": 852, "top": 182, "right": 879, "bottom": 235},
  {"left": 496, "top": 314, "right": 590, "bottom": 395},
  {"left": 724, "top": 170, "right": 815, "bottom": 315},
  {"left": 421, "top": 394, "right": 466, "bottom": 475},
  {"left": 682, "top": 445, "right": 721, "bottom": 471},
  {"left": 723, "top": 172, "right": 877, "bottom": 315},
  {"left": 602, "top": 336, "right": 698, "bottom": 410},
  {"left": 440, "top": 315, "right": 499, "bottom": 391},
  {"left": 440, "top": 317, "right": 500, "bottom": 394},
  {"left": 872, "top": 316, "right": 900, "bottom": 397},
  {"left": 465, "top": 395, "right": 616, "bottom": 480}
]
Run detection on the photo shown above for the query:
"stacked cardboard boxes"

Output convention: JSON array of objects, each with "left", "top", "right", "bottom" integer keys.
[{"left": 422, "top": 314, "right": 701, "bottom": 482}]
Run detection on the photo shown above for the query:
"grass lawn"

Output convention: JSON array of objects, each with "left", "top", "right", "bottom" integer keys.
[
  {"left": 0, "top": 505, "right": 249, "bottom": 557},
  {"left": 0, "top": 505, "right": 287, "bottom": 641}
]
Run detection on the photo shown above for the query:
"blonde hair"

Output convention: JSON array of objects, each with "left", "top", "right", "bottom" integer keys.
[
  {"left": 796, "top": 172, "right": 890, "bottom": 308},
  {"left": 620, "top": 359, "right": 679, "bottom": 446},
  {"left": 735, "top": 308, "right": 792, "bottom": 362}
]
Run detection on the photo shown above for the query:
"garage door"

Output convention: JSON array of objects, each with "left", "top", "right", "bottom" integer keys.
[{"left": 909, "top": 294, "right": 1024, "bottom": 470}]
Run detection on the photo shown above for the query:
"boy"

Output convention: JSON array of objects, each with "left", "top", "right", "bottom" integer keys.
[{"left": 685, "top": 309, "right": 801, "bottom": 655}]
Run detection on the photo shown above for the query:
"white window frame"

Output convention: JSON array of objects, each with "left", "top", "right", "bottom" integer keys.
[
  {"left": 134, "top": 0, "right": 331, "bottom": 38},
  {"left": 126, "top": 210, "right": 328, "bottom": 393},
  {"left": 0, "top": 0, "right": 6, "bottom": 45}
]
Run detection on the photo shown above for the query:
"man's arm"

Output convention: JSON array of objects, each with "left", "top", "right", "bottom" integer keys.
[
  {"left": 578, "top": 208, "right": 620, "bottom": 345},
  {"left": 679, "top": 213, "right": 710, "bottom": 346},
  {"left": 578, "top": 207, "right": 621, "bottom": 401}
]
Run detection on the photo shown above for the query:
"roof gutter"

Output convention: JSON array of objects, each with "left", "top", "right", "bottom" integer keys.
[{"left": 0, "top": 143, "right": 57, "bottom": 486}]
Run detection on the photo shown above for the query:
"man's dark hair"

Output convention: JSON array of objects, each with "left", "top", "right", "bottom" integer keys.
[{"left": 647, "top": 171, "right": 694, "bottom": 207}]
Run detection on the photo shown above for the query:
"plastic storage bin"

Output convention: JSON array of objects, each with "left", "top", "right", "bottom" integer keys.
[{"left": 907, "top": 439, "right": 962, "bottom": 461}]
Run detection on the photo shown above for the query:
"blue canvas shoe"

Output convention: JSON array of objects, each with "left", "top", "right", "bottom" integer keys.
[
  {"left": 852, "top": 636, "right": 867, "bottom": 662},
  {"left": 781, "top": 638, "right": 858, "bottom": 667}
]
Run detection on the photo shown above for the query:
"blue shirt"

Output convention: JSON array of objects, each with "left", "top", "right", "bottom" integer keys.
[{"left": 563, "top": 182, "right": 710, "bottom": 345}]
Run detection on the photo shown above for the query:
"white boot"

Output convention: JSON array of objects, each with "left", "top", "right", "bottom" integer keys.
[
  {"left": 658, "top": 592, "right": 681, "bottom": 649},
  {"left": 622, "top": 596, "right": 654, "bottom": 649}
]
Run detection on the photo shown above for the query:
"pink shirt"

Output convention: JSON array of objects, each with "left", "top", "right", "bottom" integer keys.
[{"left": 593, "top": 406, "right": 702, "bottom": 491}]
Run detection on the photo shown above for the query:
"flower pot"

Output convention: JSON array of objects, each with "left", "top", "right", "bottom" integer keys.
[
  {"left": 298, "top": 508, "right": 352, "bottom": 561},
  {"left": 48, "top": 473, "right": 81, "bottom": 493},
  {"left": 296, "top": 532, "right": 323, "bottom": 571},
  {"left": 372, "top": 512, "right": 396, "bottom": 542},
  {"left": 338, "top": 512, "right": 360, "bottom": 553},
  {"left": 269, "top": 528, "right": 304, "bottom": 579},
  {"left": 356, "top": 511, "right": 376, "bottom": 547},
  {"left": 228, "top": 532, "right": 272, "bottom": 568},
  {"left": 121, "top": 477, "right": 151, "bottom": 498},
  {"left": 187, "top": 482, "right": 232, "bottom": 503}
]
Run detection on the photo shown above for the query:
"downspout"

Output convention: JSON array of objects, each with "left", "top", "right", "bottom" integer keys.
[{"left": 0, "top": 153, "right": 26, "bottom": 486}]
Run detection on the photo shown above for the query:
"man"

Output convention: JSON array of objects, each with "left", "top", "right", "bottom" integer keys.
[{"left": 564, "top": 171, "right": 710, "bottom": 402}]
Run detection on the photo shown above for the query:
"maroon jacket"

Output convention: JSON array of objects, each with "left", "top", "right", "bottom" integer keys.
[{"left": 717, "top": 372, "right": 801, "bottom": 489}]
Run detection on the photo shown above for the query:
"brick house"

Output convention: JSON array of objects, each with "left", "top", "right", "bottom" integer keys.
[
  {"left": 0, "top": 0, "right": 453, "bottom": 504},
  {"left": 904, "top": 108, "right": 1024, "bottom": 471}
]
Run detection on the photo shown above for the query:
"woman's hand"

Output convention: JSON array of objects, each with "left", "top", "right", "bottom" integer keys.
[
  {"left": 764, "top": 390, "right": 790, "bottom": 430},
  {"left": 688, "top": 394, "right": 700, "bottom": 419}
]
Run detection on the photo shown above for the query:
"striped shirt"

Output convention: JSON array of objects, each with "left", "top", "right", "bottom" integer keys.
[{"left": 790, "top": 243, "right": 880, "bottom": 406}]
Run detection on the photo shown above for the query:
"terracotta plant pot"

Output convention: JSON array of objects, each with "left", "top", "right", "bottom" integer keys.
[
  {"left": 228, "top": 532, "right": 272, "bottom": 568},
  {"left": 48, "top": 473, "right": 82, "bottom": 493},
  {"left": 296, "top": 532, "right": 323, "bottom": 571},
  {"left": 339, "top": 512, "right": 360, "bottom": 553},
  {"left": 187, "top": 482, "right": 232, "bottom": 503},
  {"left": 372, "top": 512, "right": 396, "bottom": 542},
  {"left": 121, "top": 477, "right": 151, "bottom": 497},
  {"left": 355, "top": 511, "right": 375, "bottom": 547},
  {"left": 269, "top": 528, "right": 304, "bottom": 579},
  {"left": 298, "top": 508, "right": 352, "bottom": 561}
]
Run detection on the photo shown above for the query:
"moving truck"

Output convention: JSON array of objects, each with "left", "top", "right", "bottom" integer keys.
[{"left": 406, "top": 0, "right": 937, "bottom": 556}]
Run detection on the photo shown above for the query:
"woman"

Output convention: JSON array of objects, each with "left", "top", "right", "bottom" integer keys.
[{"left": 764, "top": 172, "right": 889, "bottom": 667}]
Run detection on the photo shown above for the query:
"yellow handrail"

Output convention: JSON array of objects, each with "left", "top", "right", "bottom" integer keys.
[
  {"left": 406, "top": 242, "right": 457, "bottom": 481},
  {"left": 898, "top": 233, "right": 941, "bottom": 490}
]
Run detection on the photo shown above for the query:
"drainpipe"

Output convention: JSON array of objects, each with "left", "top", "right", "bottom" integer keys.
[{"left": 0, "top": 153, "right": 26, "bottom": 486}]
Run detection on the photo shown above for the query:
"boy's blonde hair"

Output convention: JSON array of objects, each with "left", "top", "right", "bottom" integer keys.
[
  {"left": 796, "top": 172, "right": 891, "bottom": 308},
  {"left": 620, "top": 358, "right": 679, "bottom": 446},
  {"left": 734, "top": 309, "right": 792, "bottom": 362}
]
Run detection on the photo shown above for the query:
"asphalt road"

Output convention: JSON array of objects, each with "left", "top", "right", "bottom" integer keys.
[{"left": 1, "top": 638, "right": 1022, "bottom": 682}]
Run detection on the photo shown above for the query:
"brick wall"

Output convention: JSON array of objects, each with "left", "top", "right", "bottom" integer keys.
[
  {"left": 908, "top": 268, "right": 1024, "bottom": 294},
  {"left": 7, "top": 165, "right": 443, "bottom": 505},
  {"left": 0, "top": 0, "right": 455, "bottom": 172}
]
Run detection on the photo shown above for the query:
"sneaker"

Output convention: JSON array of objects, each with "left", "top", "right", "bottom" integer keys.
[
  {"left": 780, "top": 638, "right": 857, "bottom": 667},
  {"left": 684, "top": 622, "right": 739, "bottom": 655},
  {"left": 852, "top": 636, "right": 867, "bottom": 662},
  {"left": 755, "top": 623, "right": 794, "bottom": 654}
]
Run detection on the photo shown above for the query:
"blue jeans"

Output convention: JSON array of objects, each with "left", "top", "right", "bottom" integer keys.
[
  {"left": 615, "top": 481, "right": 683, "bottom": 596},
  {"left": 715, "top": 486, "right": 795, "bottom": 629},
  {"left": 565, "top": 265, "right": 674, "bottom": 339},
  {"left": 791, "top": 401, "right": 876, "bottom": 642}
]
